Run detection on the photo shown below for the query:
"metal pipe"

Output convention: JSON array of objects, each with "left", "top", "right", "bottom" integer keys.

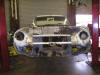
[
  {"left": 0, "top": 0, "right": 9, "bottom": 73},
  {"left": 11, "top": 0, "right": 14, "bottom": 17},
  {"left": 14, "top": 0, "right": 18, "bottom": 19},
  {"left": 32, "top": 42, "right": 72, "bottom": 45},
  {"left": 33, "top": 34, "right": 71, "bottom": 37},
  {"left": 91, "top": 0, "right": 99, "bottom": 64}
]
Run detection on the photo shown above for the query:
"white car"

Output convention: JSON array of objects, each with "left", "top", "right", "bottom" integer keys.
[{"left": 33, "top": 15, "right": 70, "bottom": 26}]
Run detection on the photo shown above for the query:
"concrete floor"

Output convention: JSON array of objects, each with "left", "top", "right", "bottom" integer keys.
[{"left": 7, "top": 54, "right": 100, "bottom": 75}]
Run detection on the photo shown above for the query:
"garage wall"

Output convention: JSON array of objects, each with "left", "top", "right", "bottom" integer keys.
[
  {"left": 4, "top": 0, "right": 100, "bottom": 30},
  {"left": 76, "top": 0, "right": 92, "bottom": 14},
  {"left": 76, "top": 0, "right": 100, "bottom": 26},
  {"left": 19, "top": 0, "right": 67, "bottom": 27},
  {"left": 76, "top": 0, "right": 100, "bottom": 14}
]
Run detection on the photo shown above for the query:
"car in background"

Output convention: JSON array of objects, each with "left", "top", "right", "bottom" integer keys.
[{"left": 32, "top": 15, "right": 70, "bottom": 26}]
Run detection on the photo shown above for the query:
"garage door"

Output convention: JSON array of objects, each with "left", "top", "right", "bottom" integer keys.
[{"left": 19, "top": 0, "right": 67, "bottom": 27}]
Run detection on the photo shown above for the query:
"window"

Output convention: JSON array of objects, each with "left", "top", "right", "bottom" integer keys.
[{"left": 76, "top": 14, "right": 92, "bottom": 26}]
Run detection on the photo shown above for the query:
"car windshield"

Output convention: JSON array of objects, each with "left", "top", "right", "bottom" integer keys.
[
  {"left": 33, "top": 16, "right": 70, "bottom": 26},
  {"left": 36, "top": 16, "right": 65, "bottom": 21}
]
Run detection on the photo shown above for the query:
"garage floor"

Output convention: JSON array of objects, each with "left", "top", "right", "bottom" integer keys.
[{"left": 8, "top": 54, "right": 100, "bottom": 75}]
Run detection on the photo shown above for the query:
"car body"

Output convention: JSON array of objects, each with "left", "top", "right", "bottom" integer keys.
[{"left": 13, "top": 15, "right": 91, "bottom": 57}]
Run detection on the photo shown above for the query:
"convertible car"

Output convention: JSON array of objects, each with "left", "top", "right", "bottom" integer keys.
[{"left": 13, "top": 15, "right": 91, "bottom": 57}]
